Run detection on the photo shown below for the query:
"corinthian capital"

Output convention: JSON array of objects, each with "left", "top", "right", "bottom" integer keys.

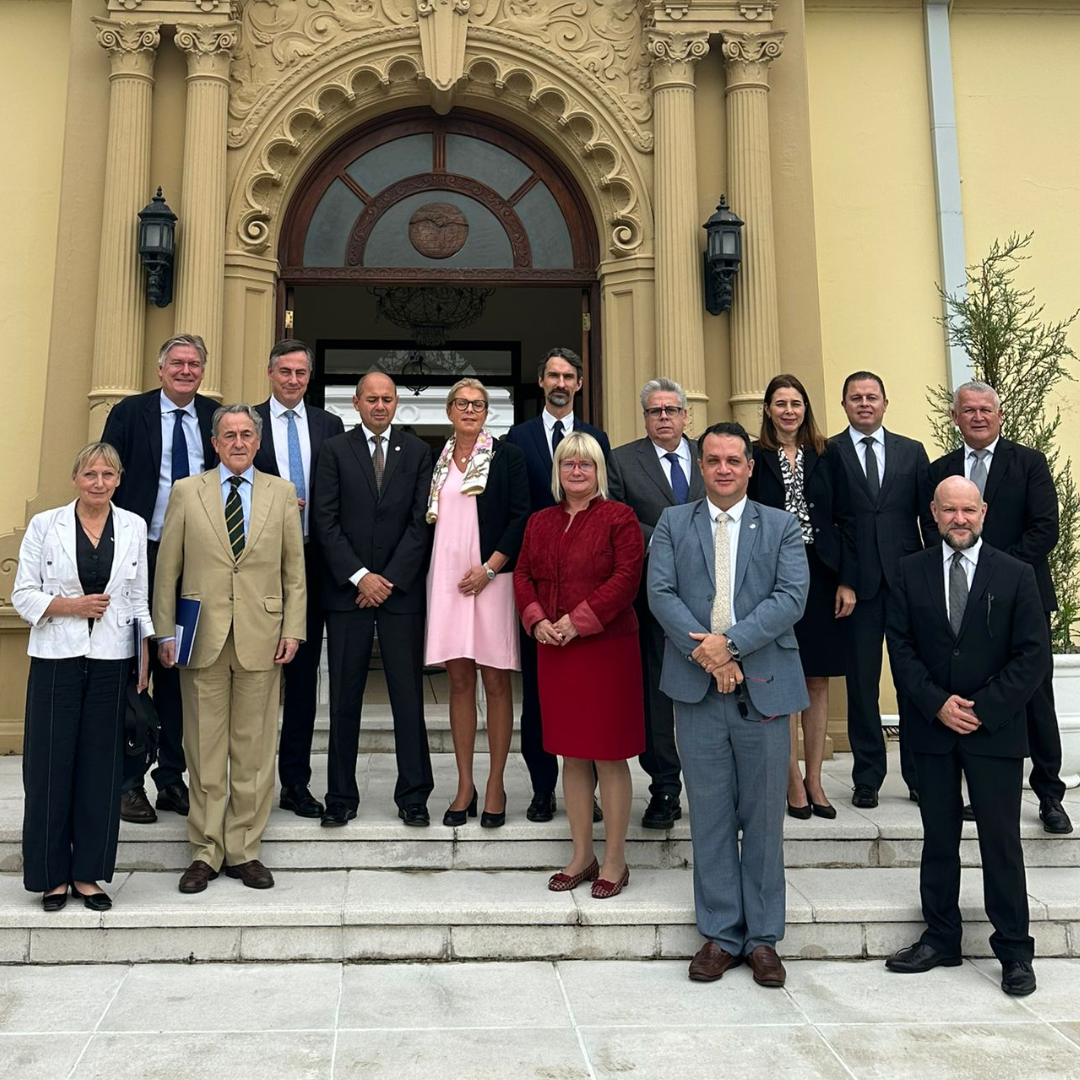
[
  {"left": 94, "top": 19, "right": 161, "bottom": 77},
  {"left": 647, "top": 30, "right": 710, "bottom": 90},
  {"left": 175, "top": 22, "right": 239, "bottom": 78},
  {"left": 720, "top": 30, "right": 786, "bottom": 89}
]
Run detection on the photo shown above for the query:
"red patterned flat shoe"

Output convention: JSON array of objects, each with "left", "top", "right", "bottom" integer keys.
[
  {"left": 590, "top": 865, "right": 630, "bottom": 899},
  {"left": 548, "top": 857, "right": 600, "bottom": 892}
]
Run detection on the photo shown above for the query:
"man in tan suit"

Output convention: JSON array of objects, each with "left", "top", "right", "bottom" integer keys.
[{"left": 154, "top": 404, "right": 306, "bottom": 894}]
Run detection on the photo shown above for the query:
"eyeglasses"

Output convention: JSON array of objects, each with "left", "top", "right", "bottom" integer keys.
[
  {"left": 558, "top": 459, "right": 597, "bottom": 472},
  {"left": 165, "top": 360, "right": 205, "bottom": 371},
  {"left": 451, "top": 399, "right": 488, "bottom": 413},
  {"left": 644, "top": 406, "right": 684, "bottom": 418}
]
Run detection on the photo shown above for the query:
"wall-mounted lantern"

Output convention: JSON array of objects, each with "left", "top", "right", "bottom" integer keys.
[
  {"left": 702, "top": 195, "right": 744, "bottom": 315},
  {"left": 138, "top": 187, "right": 177, "bottom": 308}
]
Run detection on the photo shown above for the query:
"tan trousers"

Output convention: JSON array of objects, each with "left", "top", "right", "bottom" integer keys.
[{"left": 178, "top": 630, "right": 281, "bottom": 870}]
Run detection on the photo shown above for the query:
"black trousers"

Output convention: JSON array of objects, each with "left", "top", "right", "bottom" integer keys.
[
  {"left": 278, "top": 543, "right": 325, "bottom": 789},
  {"left": 518, "top": 625, "right": 559, "bottom": 794},
  {"left": 915, "top": 747, "right": 1033, "bottom": 963},
  {"left": 22, "top": 656, "right": 127, "bottom": 892},
  {"left": 636, "top": 597, "right": 681, "bottom": 798},
  {"left": 1027, "top": 613, "right": 1065, "bottom": 802},
  {"left": 324, "top": 607, "right": 433, "bottom": 809},
  {"left": 846, "top": 583, "right": 918, "bottom": 792},
  {"left": 126, "top": 539, "right": 185, "bottom": 792}
]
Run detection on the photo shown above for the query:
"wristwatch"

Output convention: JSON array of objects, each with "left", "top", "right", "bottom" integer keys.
[
  {"left": 482, "top": 562, "right": 496, "bottom": 581},
  {"left": 725, "top": 639, "right": 741, "bottom": 662}
]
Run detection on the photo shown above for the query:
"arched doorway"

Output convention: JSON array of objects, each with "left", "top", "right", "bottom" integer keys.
[{"left": 278, "top": 108, "right": 601, "bottom": 438}]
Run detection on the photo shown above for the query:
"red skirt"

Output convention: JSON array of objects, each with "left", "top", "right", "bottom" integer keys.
[{"left": 538, "top": 632, "right": 645, "bottom": 761}]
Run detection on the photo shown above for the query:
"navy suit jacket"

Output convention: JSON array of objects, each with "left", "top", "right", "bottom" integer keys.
[
  {"left": 252, "top": 399, "right": 345, "bottom": 509},
  {"left": 101, "top": 388, "right": 218, "bottom": 527},
  {"left": 505, "top": 414, "right": 611, "bottom": 512}
]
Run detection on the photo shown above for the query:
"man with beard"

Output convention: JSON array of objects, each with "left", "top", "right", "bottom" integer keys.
[
  {"left": 506, "top": 348, "right": 610, "bottom": 821},
  {"left": 884, "top": 476, "right": 1048, "bottom": 995}
]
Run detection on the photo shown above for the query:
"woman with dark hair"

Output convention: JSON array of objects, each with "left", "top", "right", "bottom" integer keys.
[{"left": 749, "top": 375, "right": 857, "bottom": 819}]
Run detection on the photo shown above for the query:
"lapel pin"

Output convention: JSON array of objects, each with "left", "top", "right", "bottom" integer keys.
[
  {"left": 395, "top": 445, "right": 401, "bottom": 452},
  {"left": 749, "top": 523, "right": 757, "bottom": 529}
]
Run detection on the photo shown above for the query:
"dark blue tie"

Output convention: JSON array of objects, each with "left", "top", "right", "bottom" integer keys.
[
  {"left": 665, "top": 451, "right": 689, "bottom": 504},
  {"left": 551, "top": 419, "right": 564, "bottom": 454},
  {"left": 171, "top": 409, "right": 190, "bottom": 483}
]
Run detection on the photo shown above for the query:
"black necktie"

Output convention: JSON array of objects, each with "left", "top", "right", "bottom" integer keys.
[
  {"left": 225, "top": 476, "right": 245, "bottom": 560},
  {"left": 861, "top": 436, "right": 880, "bottom": 500},
  {"left": 171, "top": 409, "right": 190, "bottom": 483},
  {"left": 551, "top": 419, "right": 564, "bottom": 454}
]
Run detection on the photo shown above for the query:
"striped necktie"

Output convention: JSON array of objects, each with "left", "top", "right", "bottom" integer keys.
[{"left": 225, "top": 475, "right": 245, "bottom": 560}]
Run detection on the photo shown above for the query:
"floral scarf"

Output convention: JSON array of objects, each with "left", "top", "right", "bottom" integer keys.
[{"left": 426, "top": 428, "right": 495, "bottom": 523}]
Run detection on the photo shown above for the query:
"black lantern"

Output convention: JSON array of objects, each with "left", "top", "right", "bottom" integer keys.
[
  {"left": 702, "top": 195, "right": 744, "bottom": 315},
  {"left": 138, "top": 187, "right": 177, "bottom": 307}
]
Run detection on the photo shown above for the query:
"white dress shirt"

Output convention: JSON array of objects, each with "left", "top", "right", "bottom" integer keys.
[
  {"left": 151, "top": 391, "right": 204, "bottom": 541},
  {"left": 847, "top": 424, "right": 886, "bottom": 482},
  {"left": 542, "top": 408, "right": 574, "bottom": 456},
  {"left": 942, "top": 537, "right": 982, "bottom": 622},
  {"left": 270, "top": 396, "right": 312, "bottom": 537},
  {"left": 653, "top": 437, "right": 692, "bottom": 489},
  {"left": 706, "top": 494, "right": 746, "bottom": 630},
  {"left": 218, "top": 463, "right": 254, "bottom": 535},
  {"left": 348, "top": 423, "right": 394, "bottom": 586},
  {"left": 963, "top": 436, "right": 999, "bottom": 482}
]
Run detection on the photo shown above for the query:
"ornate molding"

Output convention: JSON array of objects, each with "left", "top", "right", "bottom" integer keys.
[
  {"left": 646, "top": 29, "right": 709, "bottom": 89},
  {"left": 94, "top": 18, "right": 161, "bottom": 77},
  {"left": 720, "top": 29, "right": 785, "bottom": 89},
  {"left": 176, "top": 21, "right": 239, "bottom": 78}
]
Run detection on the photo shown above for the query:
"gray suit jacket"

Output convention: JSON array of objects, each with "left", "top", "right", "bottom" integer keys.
[
  {"left": 648, "top": 498, "right": 811, "bottom": 717},
  {"left": 607, "top": 436, "right": 705, "bottom": 545}
]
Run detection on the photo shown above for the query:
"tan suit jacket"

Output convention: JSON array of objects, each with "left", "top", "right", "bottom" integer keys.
[{"left": 153, "top": 468, "right": 306, "bottom": 670}]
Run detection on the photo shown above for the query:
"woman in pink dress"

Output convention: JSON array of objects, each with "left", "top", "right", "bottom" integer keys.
[{"left": 425, "top": 378, "right": 529, "bottom": 828}]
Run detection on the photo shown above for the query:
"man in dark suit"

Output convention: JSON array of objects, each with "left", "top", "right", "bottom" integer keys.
[
  {"left": 926, "top": 381, "right": 1071, "bottom": 833},
  {"left": 608, "top": 377, "right": 703, "bottom": 829},
  {"left": 101, "top": 333, "right": 217, "bottom": 824},
  {"left": 505, "top": 347, "right": 611, "bottom": 822},
  {"left": 885, "top": 476, "right": 1047, "bottom": 996},
  {"left": 830, "top": 371, "right": 934, "bottom": 807},
  {"left": 312, "top": 372, "right": 435, "bottom": 827},
  {"left": 253, "top": 339, "right": 345, "bottom": 819}
]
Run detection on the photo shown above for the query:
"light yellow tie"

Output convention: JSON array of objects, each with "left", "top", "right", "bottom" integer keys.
[{"left": 711, "top": 511, "right": 732, "bottom": 634}]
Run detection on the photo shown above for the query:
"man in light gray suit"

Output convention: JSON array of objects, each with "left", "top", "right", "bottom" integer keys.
[
  {"left": 649, "top": 421, "right": 809, "bottom": 987},
  {"left": 609, "top": 378, "right": 704, "bottom": 829}
]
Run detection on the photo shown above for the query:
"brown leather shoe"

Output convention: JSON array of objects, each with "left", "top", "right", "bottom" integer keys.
[
  {"left": 747, "top": 944, "right": 786, "bottom": 987},
  {"left": 688, "top": 941, "right": 743, "bottom": 982},
  {"left": 120, "top": 786, "right": 157, "bottom": 824},
  {"left": 225, "top": 860, "right": 275, "bottom": 889},
  {"left": 178, "top": 860, "right": 218, "bottom": 894}
]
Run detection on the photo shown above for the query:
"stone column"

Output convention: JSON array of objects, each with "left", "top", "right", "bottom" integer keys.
[
  {"left": 88, "top": 20, "right": 160, "bottom": 439},
  {"left": 647, "top": 30, "right": 710, "bottom": 436},
  {"left": 721, "top": 30, "right": 786, "bottom": 430},
  {"left": 173, "top": 23, "right": 238, "bottom": 400}
]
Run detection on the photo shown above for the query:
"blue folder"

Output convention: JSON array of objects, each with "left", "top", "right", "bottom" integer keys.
[{"left": 175, "top": 598, "right": 202, "bottom": 667}]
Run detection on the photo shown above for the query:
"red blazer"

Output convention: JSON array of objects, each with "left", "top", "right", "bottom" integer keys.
[{"left": 514, "top": 497, "right": 643, "bottom": 640}]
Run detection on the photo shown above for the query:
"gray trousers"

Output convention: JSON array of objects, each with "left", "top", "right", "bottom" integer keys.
[{"left": 676, "top": 687, "right": 790, "bottom": 956}]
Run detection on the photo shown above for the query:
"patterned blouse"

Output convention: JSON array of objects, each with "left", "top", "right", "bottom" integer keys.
[{"left": 777, "top": 447, "right": 814, "bottom": 546}]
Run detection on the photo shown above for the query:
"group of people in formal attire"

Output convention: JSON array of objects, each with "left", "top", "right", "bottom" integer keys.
[{"left": 12, "top": 333, "right": 1071, "bottom": 997}]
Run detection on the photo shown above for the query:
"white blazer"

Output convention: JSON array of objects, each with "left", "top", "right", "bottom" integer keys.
[{"left": 12, "top": 501, "right": 155, "bottom": 660}]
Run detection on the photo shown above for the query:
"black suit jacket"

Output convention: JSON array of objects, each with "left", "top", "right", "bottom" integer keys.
[
  {"left": 102, "top": 389, "right": 217, "bottom": 526},
  {"left": 252, "top": 399, "right": 345, "bottom": 511},
  {"left": 829, "top": 428, "right": 934, "bottom": 599},
  {"left": 926, "top": 439, "right": 1058, "bottom": 611},
  {"left": 885, "top": 544, "right": 1048, "bottom": 758},
  {"left": 312, "top": 426, "right": 434, "bottom": 613},
  {"left": 748, "top": 444, "right": 858, "bottom": 587},
  {"left": 475, "top": 440, "right": 531, "bottom": 571},
  {"left": 505, "top": 414, "right": 611, "bottom": 512}
]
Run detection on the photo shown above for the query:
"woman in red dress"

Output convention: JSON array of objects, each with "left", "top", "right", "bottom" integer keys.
[{"left": 514, "top": 432, "right": 644, "bottom": 898}]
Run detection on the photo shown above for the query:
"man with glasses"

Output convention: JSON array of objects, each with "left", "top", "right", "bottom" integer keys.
[
  {"left": 506, "top": 348, "right": 611, "bottom": 822},
  {"left": 608, "top": 378, "right": 704, "bottom": 829},
  {"left": 102, "top": 334, "right": 218, "bottom": 824}
]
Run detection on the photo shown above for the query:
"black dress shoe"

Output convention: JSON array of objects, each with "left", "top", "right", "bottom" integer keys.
[
  {"left": 805, "top": 782, "right": 837, "bottom": 820},
  {"left": 120, "top": 786, "right": 157, "bottom": 824},
  {"left": 851, "top": 784, "right": 878, "bottom": 809},
  {"left": 398, "top": 804, "right": 431, "bottom": 827},
  {"left": 320, "top": 803, "right": 357, "bottom": 827},
  {"left": 786, "top": 800, "right": 812, "bottom": 820},
  {"left": 963, "top": 803, "right": 976, "bottom": 822},
  {"left": 1001, "top": 959, "right": 1037, "bottom": 996},
  {"left": 42, "top": 890, "right": 68, "bottom": 912},
  {"left": 280, "top": 784, "right": 324, "bottom": 818},
  {"left": 481, "top": 791, "right": 506, "bottom": 829},
  {"left": 155, "top": 781, "right": 190, "bottom": 816},
  {"left": 526, "top": 790, "right": 556, "bottom": 822},
  {"left": 909, "top": 789, "right": 920, "bottom": 805},
  {"left": 593, "top": 796, "right": 604, "bottom": 823},
  {"left": 70, "top": 883, "right": 112, "bottom": 911},
  {"left": 642, "top": 794, "right": 682, "bottom": 830},
  {"left": 885, "top": 941, "right": 962, "bottom": 973},
  {"left": 443, "top": 788, "right": 478, "bottom": 827},
  {"left": 1039, "top": 796, "right": 1074, "bottom": 834}
]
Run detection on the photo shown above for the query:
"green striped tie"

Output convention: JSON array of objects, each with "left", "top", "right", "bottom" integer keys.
[{"left": 225, "top": 475, "right": 245, "bottom": 560}]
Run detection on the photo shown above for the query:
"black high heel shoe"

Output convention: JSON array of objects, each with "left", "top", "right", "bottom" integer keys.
[
  {"left": 442, "top": 787, "right": 478, "bottom": 827},
  {"left": 42, "top": 888, "right": 68, "bottom": 912},
  {"left": 805, "top": 781, "right": 837, "bottom": 820},
  {"left": 70, "top": 882, "right": 113, "bottom": 911},
  {"left": 481, "top": 790, "right": 507, "bottom": 829}
]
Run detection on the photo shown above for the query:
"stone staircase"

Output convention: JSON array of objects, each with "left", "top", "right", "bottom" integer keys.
[{"left": 1, "top": 670, "right": 1078, "bottom": 965}]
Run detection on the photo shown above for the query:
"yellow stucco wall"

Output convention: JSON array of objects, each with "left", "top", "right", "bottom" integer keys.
[{"left": 0, "top": 0, "right": 71, "bottom": 533}]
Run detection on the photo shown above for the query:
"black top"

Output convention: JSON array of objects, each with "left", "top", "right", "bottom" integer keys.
[{"left": 76, "top": 510, "right": 115, "bottom": 632}]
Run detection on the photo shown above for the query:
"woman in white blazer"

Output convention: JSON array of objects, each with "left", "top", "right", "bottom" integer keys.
[{"left": 12, "top": 442, "right": 153, "bottom": 911}]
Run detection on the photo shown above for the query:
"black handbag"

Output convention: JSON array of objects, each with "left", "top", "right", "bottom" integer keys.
[{"left": 123, "top": 681, "right": 160, "bottom": 782}]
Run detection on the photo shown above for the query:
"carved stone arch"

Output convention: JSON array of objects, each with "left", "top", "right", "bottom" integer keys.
[{"left": 225, "top": 31, "right": 652, "bottom": 264}]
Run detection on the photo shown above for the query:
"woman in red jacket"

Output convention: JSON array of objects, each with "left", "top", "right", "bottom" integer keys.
[{"left": 514, "top": 431, "right": 644, "bottom": 898}]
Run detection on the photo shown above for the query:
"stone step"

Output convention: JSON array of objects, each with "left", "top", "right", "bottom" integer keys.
[
  {"left": 310, "top": 706, "right": 522, "bottom": 755},
  {"left": 1, "top": 865, "right": 1077, "bottom": 964}
]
